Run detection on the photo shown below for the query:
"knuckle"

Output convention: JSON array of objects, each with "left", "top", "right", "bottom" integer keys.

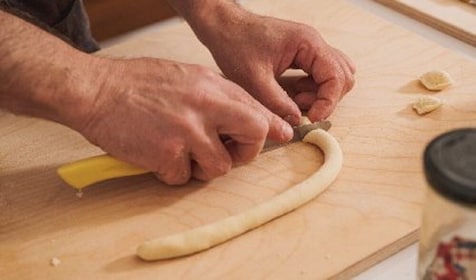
[
  {"left": 152, "top": 141, "right": 191, "bottom": 185},
  {"left": 162, "top": 141, "right": 186, "bottom": 161},
  {"left": 300, "top": 27, "right": 323, "bottom": 46},
  {"left": 329, "top": 72, "right": 346, "bottom": 88},
  {"left": 174, "top": 116, "right": 196, "bottom": 135},
  {"left": 191, "top": 82, "right": 219, "bottom": 108},
  {"left": 193, "top": 88, "right": 213, "bottom": 108},
  {"left": 348, "top": 75, "right": 356, "bottom": 90},
  {"left": 347, "top": 69, "right": 355, "bottom": 81},
  {"left": 200, "top": 156, "right": 232, "bottom": 180},
  {"left": 303, "top": 25, "right": 320, "bottom": 38},
  {"left": 195, "top": 65, "right": 218, "bottom": 81}
]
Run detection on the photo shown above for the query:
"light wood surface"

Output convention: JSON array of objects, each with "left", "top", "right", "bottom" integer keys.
[
  {"left": 2, "top": 0, "right": 476, "bottom": 279},
  {"left": 374, "top": 0, "right": 476, "bottom": 46}
]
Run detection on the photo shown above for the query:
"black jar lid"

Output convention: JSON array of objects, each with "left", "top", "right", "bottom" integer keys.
[{"left": 424, "top": 128, "right": 476, "bottom": 205}]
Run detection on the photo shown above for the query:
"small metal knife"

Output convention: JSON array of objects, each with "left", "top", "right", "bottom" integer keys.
[
  {"left": 57, "top": 121, "right": 331, "bottom": 190},
  {"left": 262, "top": 120, "right": 331, "bottom": 152}
]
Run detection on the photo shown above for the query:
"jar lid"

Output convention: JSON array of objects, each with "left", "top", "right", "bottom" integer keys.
[{"left": 424, "top": 128, "right": 476, "bottom": 205}]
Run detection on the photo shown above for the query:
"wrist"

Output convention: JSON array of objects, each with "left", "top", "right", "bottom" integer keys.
[
  {"left": 6, "top": 47, "right": 107, "bottom": 133},
  {"left": 46, "top": 52, "right": 108, "bottom": 132}
]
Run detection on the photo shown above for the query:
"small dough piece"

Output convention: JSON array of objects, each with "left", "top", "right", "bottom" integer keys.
[
  {"left": 75, "top": 191, "right": 83, "bottom": 199},
  {"left": 137, "top": 129, "right": 343, "bottom": 261},
  {"left": 50, "top": 257, "right": 61, "bottom": 267},
  {"left": 419, "top": 70, "right": 453, "bottom": 91},
  {"left": 299, "top": 116, "right": 312, "bottom": 125},
  {"left": 413, "top": 96, "right": 443, "bottom": 115}
]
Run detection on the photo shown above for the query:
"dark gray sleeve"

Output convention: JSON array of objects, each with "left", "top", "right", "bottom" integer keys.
[{"left": 0, "top": 0, "right": 99, "bottom": 53}]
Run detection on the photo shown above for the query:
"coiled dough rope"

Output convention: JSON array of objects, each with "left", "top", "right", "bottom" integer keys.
[{"left": 137, "top": 128, "right": 343, "bottom": 261}]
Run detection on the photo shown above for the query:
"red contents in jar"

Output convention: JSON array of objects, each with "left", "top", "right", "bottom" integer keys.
[{"left": 425, "top": 236, "right": 476, "bottom": 280}]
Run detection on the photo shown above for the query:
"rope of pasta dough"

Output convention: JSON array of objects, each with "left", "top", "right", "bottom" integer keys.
[{"left": 137, "top": 129, "right": 343, "bottom": 261}]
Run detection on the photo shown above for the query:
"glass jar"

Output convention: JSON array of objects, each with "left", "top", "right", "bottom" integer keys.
[{"left": 418, "top": 128, "right": 476, "bottom": 280}]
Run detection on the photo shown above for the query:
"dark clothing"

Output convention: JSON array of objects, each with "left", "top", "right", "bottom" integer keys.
[{"left": 0, "top": 0, "right": 99, "bottom": 53}]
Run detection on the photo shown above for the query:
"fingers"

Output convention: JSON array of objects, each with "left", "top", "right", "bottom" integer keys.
[
  {"left": 214, "top": 100, "right": 269, "bottom": 164},
  {"left": 292, "top": 51, "right": 355, "bottom": 117},
  {"left": 333, "top": 47, "right": 356, "bottom": 75},
  {"left": 292, "top": 76, "right": 318, "bottom": 110},
  {"left": 220, "top": 79, "right": 294, "bottom": 143},
  {"left": 332, "top": 47, "right": 355, "bottom": 94},
  {"left": 156, "top": 74, "right": 295, "bottom": 184},
  {"left": 152, "top": 142, "right": 192, "bottom": 185},
  {"left": 307, "top": 78, "right": 341, "bottom": 121},
  {"left": 293, "top": 41, "right": 355, "bottom": 121},
  {"left": 307, "top": 48, "right": 354, "bottom": 121},
  {"left": 243, "top": 72, "right": 302, "bottom": 127},
  {"left": 293, "top": 92, "right": 316, "bottom": 111},
  {"left": 188, "top": 78, "right": 294, "bottom": 182},
  {"left": 190, "top": 133, "right": 233, "bottom": 181},
  {"left": 190, "top": 103, "right": 268, "bottom": 181},
  {"left": 152, "top": 130, "right": 233, "bottom": 184},
  {"left": 152, "top": 104, "right": 265, "bottom": 184}
]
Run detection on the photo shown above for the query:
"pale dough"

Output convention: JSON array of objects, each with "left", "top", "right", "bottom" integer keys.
[
  {"left": 412, "top": 96, "right": 443, "bottom": 115},
  {"left": 419, "top": 70, "right": 453, "bottom": 91},
  {"left": 137, "top": 129, "right": 343, "bottom": 261},
  {"left": 50, "top": 257, "right": 61, "bottom": 267}
]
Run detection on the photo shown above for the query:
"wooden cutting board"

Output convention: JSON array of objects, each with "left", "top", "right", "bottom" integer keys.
[
  {"left": 374, "top": 0, "right": 476, "bottom": 46},
  {"left": 1, "top": 0, "right": 476, "bottom": 279}
]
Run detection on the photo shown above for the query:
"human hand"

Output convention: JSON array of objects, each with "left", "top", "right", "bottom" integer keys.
[
  {"left": 73, "top": 57, "right": 293, "bottom": 185},
  {"left": 190, "top": 6, "right": 355, "bottom": 125}
]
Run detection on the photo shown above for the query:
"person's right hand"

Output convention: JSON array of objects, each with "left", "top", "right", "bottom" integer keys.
[
  {"left": 0, "top": 8, "right": 291, "bottom": 186},
  {"left": 73, "top": 57, "right": 293, "bottom": 185}
]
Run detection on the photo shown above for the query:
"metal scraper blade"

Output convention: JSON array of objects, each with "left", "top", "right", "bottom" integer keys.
[{"left": 261, "top": 120, "right": 332, "bottom": 153}]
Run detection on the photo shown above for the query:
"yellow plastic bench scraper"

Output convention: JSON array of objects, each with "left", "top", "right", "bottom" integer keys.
[{"left": 57, "top": 121, "right": 331, "bottom": 190}]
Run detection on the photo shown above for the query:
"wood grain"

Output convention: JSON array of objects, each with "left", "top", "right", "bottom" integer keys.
[
  {"left": 1, "top": 0, "right": 476, "bottom": 279},
  {"left": 374, "top": 0, "right": 476, "bottom": 46}
]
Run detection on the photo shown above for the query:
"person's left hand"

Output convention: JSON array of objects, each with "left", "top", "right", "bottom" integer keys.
[{"left": 193, "top": 9, "right": 355, "bottom": 126}]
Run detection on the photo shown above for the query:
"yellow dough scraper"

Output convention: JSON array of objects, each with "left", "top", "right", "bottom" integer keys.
[{"left": 57, "top": 121, "right": 331, "bottom": 190}]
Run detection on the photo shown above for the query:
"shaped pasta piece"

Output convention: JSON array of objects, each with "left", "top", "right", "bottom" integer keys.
[
  {"left": 413, "top": 96, "right": 443, "bottom": 115},
  {"left": 419, "top": 70, "right": 453, "bottom": 91}
]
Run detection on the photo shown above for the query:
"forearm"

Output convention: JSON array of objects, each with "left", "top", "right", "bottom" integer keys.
[
  {"left": 0, "top": 10, "right": 101, "bottom": 130},
  {"left": 166, "top": 0, "right": 234, "bottom": 22},
  {"left": 166, "top": 0, "right": 250, "bottom": 45}
]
